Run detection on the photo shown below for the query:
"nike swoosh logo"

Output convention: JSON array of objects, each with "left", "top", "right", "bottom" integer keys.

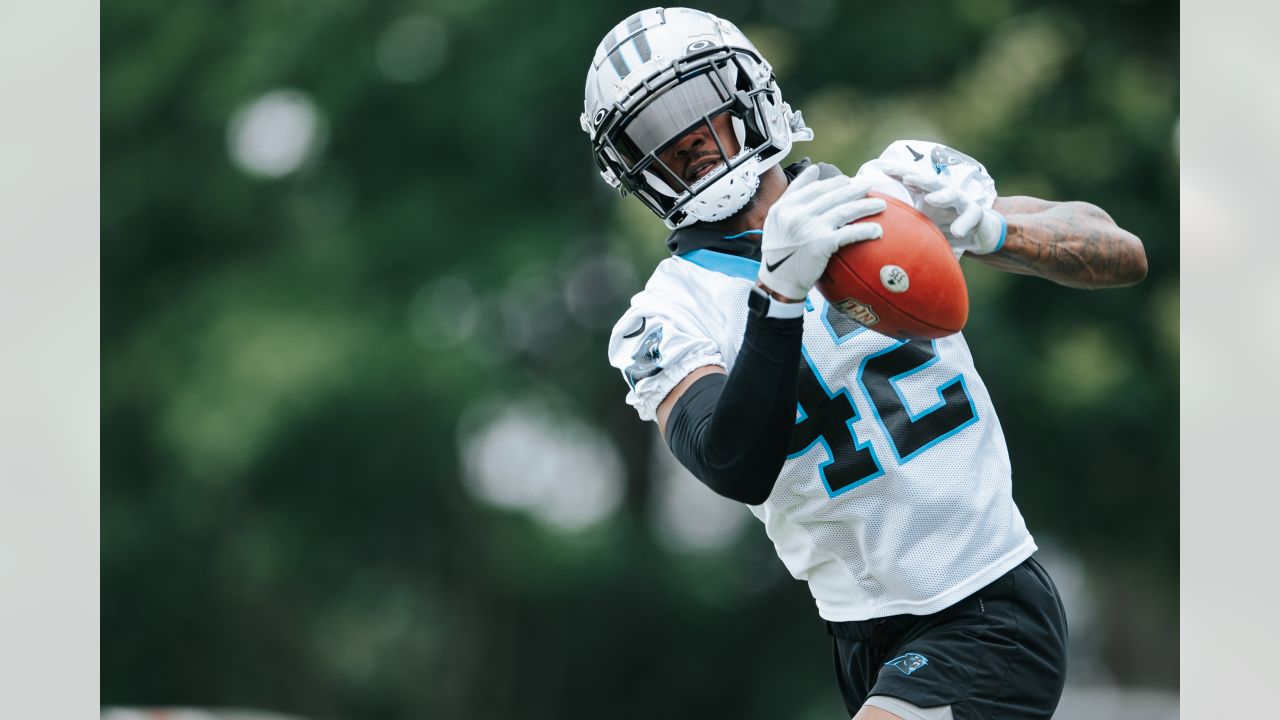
[
  {"left": 622, "top": 317, "right": 646, "bottom": 338},
  {"left": 765, "top": 251, "right": 796, "bottom": 272},
  {"left": 907, "top": 144, "right": 923, "bottom": 161}
]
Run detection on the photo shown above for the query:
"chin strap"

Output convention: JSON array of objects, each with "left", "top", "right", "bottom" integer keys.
[{"left": 682, "top": 153, "right": 762, "bottom": 223}]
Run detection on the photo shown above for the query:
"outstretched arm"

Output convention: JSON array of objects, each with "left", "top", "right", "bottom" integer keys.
[
  {"left": 978, "top": 196, "right": 1148, "bottom": 289},
  {"left": 860, "top": 141, "right": 1148, "bottom": 290}
]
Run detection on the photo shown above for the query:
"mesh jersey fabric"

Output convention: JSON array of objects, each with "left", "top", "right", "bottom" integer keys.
[{"left": 607, "top": 253, "right": 1035, "bottom": 621}]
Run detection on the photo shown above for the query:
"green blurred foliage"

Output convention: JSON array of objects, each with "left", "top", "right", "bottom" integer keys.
[{"left": 103, "top": 0, "right": 1178, "bottom": 716}]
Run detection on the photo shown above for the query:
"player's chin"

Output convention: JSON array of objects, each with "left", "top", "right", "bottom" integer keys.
[{"left": 716, "top": 188, "right": 761, "bottom": 223}]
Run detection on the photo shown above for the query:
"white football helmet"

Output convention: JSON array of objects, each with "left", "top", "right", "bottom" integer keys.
[{"left": 581, "top": 7, "right": 813, "bottom": 228}]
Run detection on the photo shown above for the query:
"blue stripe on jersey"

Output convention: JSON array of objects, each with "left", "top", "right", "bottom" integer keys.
[
  {"left": 677, "top": 249, "right": 760, "bottom": 280},
  {"left": 679, "top": 249, "right": 814, "bottom": 311}
]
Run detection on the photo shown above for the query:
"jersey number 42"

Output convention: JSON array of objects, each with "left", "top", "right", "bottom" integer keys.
[{"left": 787, "top": 340, "right": 978, "bottom": 496}]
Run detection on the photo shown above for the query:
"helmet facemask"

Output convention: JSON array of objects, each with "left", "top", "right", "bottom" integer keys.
[{"left": 589, "top": 48, "right": 788, "bottom": 228}]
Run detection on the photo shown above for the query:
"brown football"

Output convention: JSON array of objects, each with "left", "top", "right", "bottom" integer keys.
[{"left": 816, "top": 191, "right": 969, "bottom": 340}]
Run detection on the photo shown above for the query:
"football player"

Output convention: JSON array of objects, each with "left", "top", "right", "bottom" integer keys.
[{"left": 584, "top": 8, "right": 1146, "bottom": 720}]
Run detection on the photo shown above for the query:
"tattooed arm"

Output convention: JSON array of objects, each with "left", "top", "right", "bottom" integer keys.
[{"left": 975, "top": 196, "right": 1147, "bottom": 289}]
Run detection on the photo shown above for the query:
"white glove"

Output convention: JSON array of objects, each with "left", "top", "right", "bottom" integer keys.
[
  {"left": 758, "top": 166, "right": 886, "bottom": 301},
  {"left": 877, "top": 163, "right": 1006, "bottom": 255}
]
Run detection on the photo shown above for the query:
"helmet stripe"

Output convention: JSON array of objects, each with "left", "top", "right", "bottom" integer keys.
[
  {"left": 631, "top": 29, "right": 653, "bottom": 62},
  {"left": 607, "top": 41, "right": 630, "bottom": 78},
  {"left": 601, "top": 25, "right": 622, "bottom": 53},
  {"left": 604, "top": 15, "right": 653, "bottom": 78}
]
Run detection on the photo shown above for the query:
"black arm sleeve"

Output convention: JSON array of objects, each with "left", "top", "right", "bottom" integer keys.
[{"left": 664, "top": 311, "right": 803, "bottom": 505}]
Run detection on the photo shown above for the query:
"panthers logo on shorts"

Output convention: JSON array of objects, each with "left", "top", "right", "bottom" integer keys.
[{"left": 885, "top": 652, "right": 929, "bottom": 675}]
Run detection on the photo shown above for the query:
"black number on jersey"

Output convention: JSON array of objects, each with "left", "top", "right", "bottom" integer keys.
[
  {"left": 788, "top": 341, "right": 978, "bottom": 497},
  {"left": 788, "top": 354, "right": 883, "bottom": 495},
  {"left": 860, "top": 340, "right": 977, "bottom": 463}
]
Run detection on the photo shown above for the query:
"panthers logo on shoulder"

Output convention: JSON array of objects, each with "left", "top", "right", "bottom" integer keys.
[
  {"left": 624, "top": 324, "right": 664, "bottom": 390},
  {"left": 884, "top": 652, "right": 929, "bottom": 676}
]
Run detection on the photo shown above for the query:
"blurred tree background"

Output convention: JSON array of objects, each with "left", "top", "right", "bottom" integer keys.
[{"left": 102, "top": 0, "right": 1177, "bottom": 717}]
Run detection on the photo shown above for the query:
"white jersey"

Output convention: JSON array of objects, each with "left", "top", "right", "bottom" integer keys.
[{"left": 607, "top": 142, "right": 1035, "bottom": 622}]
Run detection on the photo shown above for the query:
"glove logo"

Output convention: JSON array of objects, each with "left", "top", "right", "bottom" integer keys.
[
  {"left": 879, "top": 264, "right": 909, "bottom": 293},
  {"left": 765, "top": 251, "right": 796, "bottom": 272},
  {"left": 885, "top": 652, "right": 929, "bottom": 676},
  {"left": 930, "top": 144, "right": 981, "bottom": 176}
]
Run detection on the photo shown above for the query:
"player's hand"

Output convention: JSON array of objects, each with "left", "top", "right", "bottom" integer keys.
[
  {"left": 758, "top": 166, "right": 885, "bottom": 301},
  {"left": 879, "top": 163, "right": 1006, "bottom": 255}
]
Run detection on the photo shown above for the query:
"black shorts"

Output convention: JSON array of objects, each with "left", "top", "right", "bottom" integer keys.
[{"left": 827, "top": 556, "right": 1068, "bottom": 719}]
